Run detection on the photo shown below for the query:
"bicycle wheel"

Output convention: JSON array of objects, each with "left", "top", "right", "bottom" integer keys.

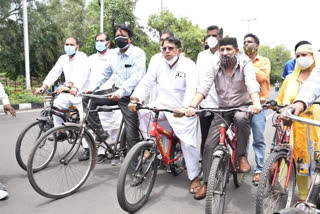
[
  {"left": 27, "top": 125, "right": 95, "bottom": 199},
  {"left": 16, "top": 120, "right": 53, "bottom": 171},
  {"left": 117, "top": 140, "right": 158, "bottom": 213},
  {"left": 205, "top": 156, "right": 228, "bottom": 214},
  {"left": 256, "top": 151, "right": 296, "bottom": 214},
  {"left": 169, "top": 140, "right": 185, "bottom": 176}
]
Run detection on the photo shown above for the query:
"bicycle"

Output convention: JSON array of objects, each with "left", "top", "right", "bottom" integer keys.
[
  {"left": 274, "top": 107, "right": 320, "bottom": 214},
  {"left": 194, "top": 107, "right": 248, "bottom": 214},
  {"left": 117, "top": 104, "right": 185, "bottom": 213},
  {"left": 15, "top": 90, "right": 79, "bottom": 171},
  {"left": 26, "top": 93, "right": 126, "bottom": 199}
]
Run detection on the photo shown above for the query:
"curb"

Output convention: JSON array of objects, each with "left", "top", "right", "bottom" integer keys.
[{"left": 0, "top": 103, "right": 44, "bottom": 113}]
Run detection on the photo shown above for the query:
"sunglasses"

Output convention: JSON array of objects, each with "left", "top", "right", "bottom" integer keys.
[{"left": 162, "top": 46, "right": 176, "bottom": 52}]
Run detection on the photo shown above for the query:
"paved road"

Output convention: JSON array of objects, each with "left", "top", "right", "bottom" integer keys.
[{"left": 0, "top": 89, "right": 279, "bottom": 214}]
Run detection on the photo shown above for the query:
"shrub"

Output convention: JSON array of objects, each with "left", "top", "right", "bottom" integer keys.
[{"left": 9, "top": 91, "right": 43, "bottom": 104}]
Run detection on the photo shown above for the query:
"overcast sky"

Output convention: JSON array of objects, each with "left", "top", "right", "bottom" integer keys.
[{"left": 134, "top": 0, "right": 320, "bottom": 56}]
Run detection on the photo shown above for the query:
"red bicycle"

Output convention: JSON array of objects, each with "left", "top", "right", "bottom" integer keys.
[
  {"left": 195, "top": 107, "right": 248, "bottom": 214},
  {"left": 117, "top": 105, "right": 185, "bottom": 213}
]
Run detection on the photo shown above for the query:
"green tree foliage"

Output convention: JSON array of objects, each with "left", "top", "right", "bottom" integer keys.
[
  {"left": 148, "top": 10, "right": 205, "bottom": 61},
  {"left": 258, "top": 45, "right": 291, "bottom": 84}
]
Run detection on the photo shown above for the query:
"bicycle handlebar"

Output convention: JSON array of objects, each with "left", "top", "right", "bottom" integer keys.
[
  {"left": 195, "top": 107, "right": 249, "bottom": 116},
  {"left": 286, "top": 108, "right": 320, "bottom": 127},
  {"left": 82, "top": 93, "right": 113, "bottom": 99},
  {"left": 136, "top": 104, "right": 178, "bottom": 114}
]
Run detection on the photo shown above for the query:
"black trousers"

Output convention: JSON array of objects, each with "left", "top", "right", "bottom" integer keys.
[
  {"left": 82, "top": 89, "right": 140, "bottom": 151},
  {"left": 199, "top": 113, "right": 214, "bottom": 156}
]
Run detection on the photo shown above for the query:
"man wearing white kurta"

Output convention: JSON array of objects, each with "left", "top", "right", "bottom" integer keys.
[
  {"left": 35, "top": 37, "right": 90, "bottom": 131},
  {"left": 129, "top": 36, "right": 201, "bottom": 194},
  {"left": 81, "top": 32, "right": 122, "bottom": 163}
]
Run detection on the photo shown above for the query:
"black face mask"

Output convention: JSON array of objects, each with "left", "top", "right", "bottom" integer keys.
[
  {"left": 220, "top": 55, "right": 237, "bottom": 68},
  {"left": 204, "top": 45, "right": 209, "bottom": 50},
  {"left": 115, "top": 36, "right": 129, "bottom": 49}
]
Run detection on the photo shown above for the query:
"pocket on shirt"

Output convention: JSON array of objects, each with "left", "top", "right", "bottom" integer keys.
[{"left": 174, "top": 77, "right": 186, "bottom": 91}]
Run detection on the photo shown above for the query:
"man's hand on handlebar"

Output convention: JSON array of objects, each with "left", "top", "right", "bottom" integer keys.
[
  {"left": 248, "top": 104, "right": 262, "bottom": 114},
  {"left": 184, "top": 106, "right": 197, "bottom": 117},
  {"left": 109, "top": 92, "right": 120, "bottom": 101},
  {"left": 34, "top": 84, "right": 48, "bottom": 95},
  {"left": 56, "top": 85, "right": 70, "bottom": 94},
  {"left": 173, "top": 107, "right": 187, "bottom": 118},
  {"left": 128, "top": 97, "right": 139, "bottom": 112}
]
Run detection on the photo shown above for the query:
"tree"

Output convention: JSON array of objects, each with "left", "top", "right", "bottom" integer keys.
[
  {"left": 148, "top": 10, "right": 205, "bottom": 61},
  {"left": 258, "top": 45, "right": 291, "bottom": 84}
]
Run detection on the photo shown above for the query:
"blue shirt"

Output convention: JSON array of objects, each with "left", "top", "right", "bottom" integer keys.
[
  {"left": 282, "top": 59, "right": 296, "bottom": 79},
  {"left": 95, "top": 44, "right": 146, "bottom": 97}
]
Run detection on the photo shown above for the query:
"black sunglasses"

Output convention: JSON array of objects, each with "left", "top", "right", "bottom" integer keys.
[{"left": 162, "top": 46, "right": 176, "bottom": 52}]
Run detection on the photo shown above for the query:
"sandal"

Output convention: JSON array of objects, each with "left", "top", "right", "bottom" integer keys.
[{"left": 190, "top": 177, "right": 201, "bottom": 194}]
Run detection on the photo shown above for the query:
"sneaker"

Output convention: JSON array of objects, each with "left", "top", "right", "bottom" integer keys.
[
  {"left": 78, "top": 149, "right": 90, "bottom": 161},
  {"left": 96, "top": 154, "right": 106, "bottom": 164},
  {"left": 0, "top": 183, "right": 8, "bottom": 200},
  {"left": 111, "top": 157, "right": 121, "bottom": 166}
]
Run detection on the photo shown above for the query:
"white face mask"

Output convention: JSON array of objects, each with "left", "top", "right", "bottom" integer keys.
[
  {"left": 166, "top": 56, "right": 178, "bottom": 66},
  {"left": 296, "top": 56, "right": 314, "bottom": 70},
  {"left": 207, "top": 36, "right": 218, "bottom": 49}
]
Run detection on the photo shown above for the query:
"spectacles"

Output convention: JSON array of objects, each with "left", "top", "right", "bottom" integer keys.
[{"left": 162, "top": 46, "right": 176, "bottom": 52}]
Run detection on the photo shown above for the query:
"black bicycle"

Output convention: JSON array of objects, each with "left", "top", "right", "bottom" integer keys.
[
  {"left": 26, "top": 93, "right": 127, "bottom": 199},
  {"left": 15, "top": 90, "right": 79, "bottom": 171}
]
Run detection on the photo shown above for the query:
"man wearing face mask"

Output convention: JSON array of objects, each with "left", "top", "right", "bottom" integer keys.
[
  {"left": 149, "top": 31, "right": 175, "bottom": 103},
  {"left": 84, "top": 24, "right": 146, "bottom": 153},
  {"left": 197, "top": 35, "right": 220, "bottom": 156},
  {"left": 128, "top": 36, "right": 201, "bottom": 195},
  {"left": 79, "top": 33, "right": 122, "bottom": 163},
  {"left": 206, "top": 25, "right": 223, "bottom": 39},
  {"left": 243, "top": 33, "right": 271, "bottom": 185},
  {"left": 35, "top": 37, "right": 89, "bottom": 134},
  {"left": 183, "top": 37, "right": 261, "bottom": 199}
]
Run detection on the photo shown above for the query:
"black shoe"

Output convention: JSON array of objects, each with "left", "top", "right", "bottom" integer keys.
[
  {"left": 96, "top": 154, "right": 106, "bottom": 163},
  {"left": 95, "top": 131, "right": 110, "bottom": 142},
  {"left": 79, "top": 149, "right": 90, "bottom": 161},
  {"left": 56, "top": 132, "right": 67, "bottom": 142}
]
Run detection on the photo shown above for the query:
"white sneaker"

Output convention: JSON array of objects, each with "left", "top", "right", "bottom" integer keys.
[{"left": 0, "top": 189, "right": 8, "bottom": 200}]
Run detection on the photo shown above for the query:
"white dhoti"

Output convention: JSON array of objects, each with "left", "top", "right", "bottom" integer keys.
[{"left": 138, "top": 109, "right": 200, "bottom": 180}]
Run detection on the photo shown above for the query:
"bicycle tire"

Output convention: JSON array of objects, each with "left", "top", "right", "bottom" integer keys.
[
  {"left": 169, "top": 140, "right": 185, "bottom": 176},
  {"left": 205, "top": 156, "right": 228, "bottom": 214},
  {"left": 256, "top": 151, "right": 296, "bottom": 214},
  {"left": 27, "top": 124, "right": 95, "bottom": 199},
  {"left": 233, "top": 160, "right": 245, "bottom": 187},
  {"left": 15, "top": 120, "right": 54, "bottom": 171},
  {"left": 117, "top": 140, "right": 158, "bottom": 213}
]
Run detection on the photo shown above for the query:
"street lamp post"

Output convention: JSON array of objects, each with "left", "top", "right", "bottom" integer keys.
[
  {"left": 23, "top": 0, "right": 31, "bottom": 90},
  {"left": 100, "top": 0, "right": 104, "bottom": 32}
]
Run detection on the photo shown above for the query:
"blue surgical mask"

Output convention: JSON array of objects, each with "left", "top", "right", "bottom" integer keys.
[
  {"left": 95, "top": 41, "right": 107, "bottom": 52},
  {"left": 64, "top": 45, "right": 77, "bottom": 56}
]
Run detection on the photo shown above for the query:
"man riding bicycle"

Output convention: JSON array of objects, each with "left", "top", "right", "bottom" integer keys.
[
  {"left": 34, "top": 36, "right": 90, "bottom": 140},
  {"left": 183, "top": 37, "right": 261, "bottom": 199}
]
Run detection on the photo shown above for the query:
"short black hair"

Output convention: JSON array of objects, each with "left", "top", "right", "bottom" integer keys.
[
  {"left": 113, "top": 24, "right": 133, "bottom": 38},
  {"left": 244, "top": 33, "right": 260, "bottom": 45},
  {"left": 294, "top": 40, "right": 312, "bottom": 52},
  {"left": 95, "top": 32, "right": 110, "bottom": 41},
  {"left": 218, "top": 37, "right": 238, "bottom": 49},
  {"left": 66, "top": 36, "right": 79, "bottom": 45},
  {"left": 207, "top": 25, "right": 223, "bottom": 37},
  {"left": 163, "top": 36, "right": 181, "bottom": 49},
  {"left": 160, "top": 31, "right": 174, "bottom": 38}
]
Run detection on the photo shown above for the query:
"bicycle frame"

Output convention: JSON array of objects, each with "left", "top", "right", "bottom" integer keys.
[
  {"left": 149, "top": 111, "right": 181, "bottom": 166},
  {"left": 218, "top": 123, "right": 238, "bottom": 173}
]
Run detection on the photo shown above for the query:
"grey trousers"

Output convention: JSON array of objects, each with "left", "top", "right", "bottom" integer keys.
[{"left": 202, "top": 110, "right": 251, "bottom": 183}]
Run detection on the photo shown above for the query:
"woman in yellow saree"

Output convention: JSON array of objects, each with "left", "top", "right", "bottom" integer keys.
[{"left": 277, "top": 44, "right": 320, "bottom": 200}]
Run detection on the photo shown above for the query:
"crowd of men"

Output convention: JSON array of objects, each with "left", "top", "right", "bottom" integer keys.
[{"left": 2, "top": 22, "right": 319, "bottom": 205}]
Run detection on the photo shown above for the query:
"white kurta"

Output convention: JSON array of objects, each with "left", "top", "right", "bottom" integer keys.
[
  {"left": 46, "top": 52, "right": 90, "bottom": 127},
  {"left": 196, "top": 49, "right": 219, "bottom": 108},
  {"left": 87, "top": 50, "right": 122, "bottom": 153}
]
